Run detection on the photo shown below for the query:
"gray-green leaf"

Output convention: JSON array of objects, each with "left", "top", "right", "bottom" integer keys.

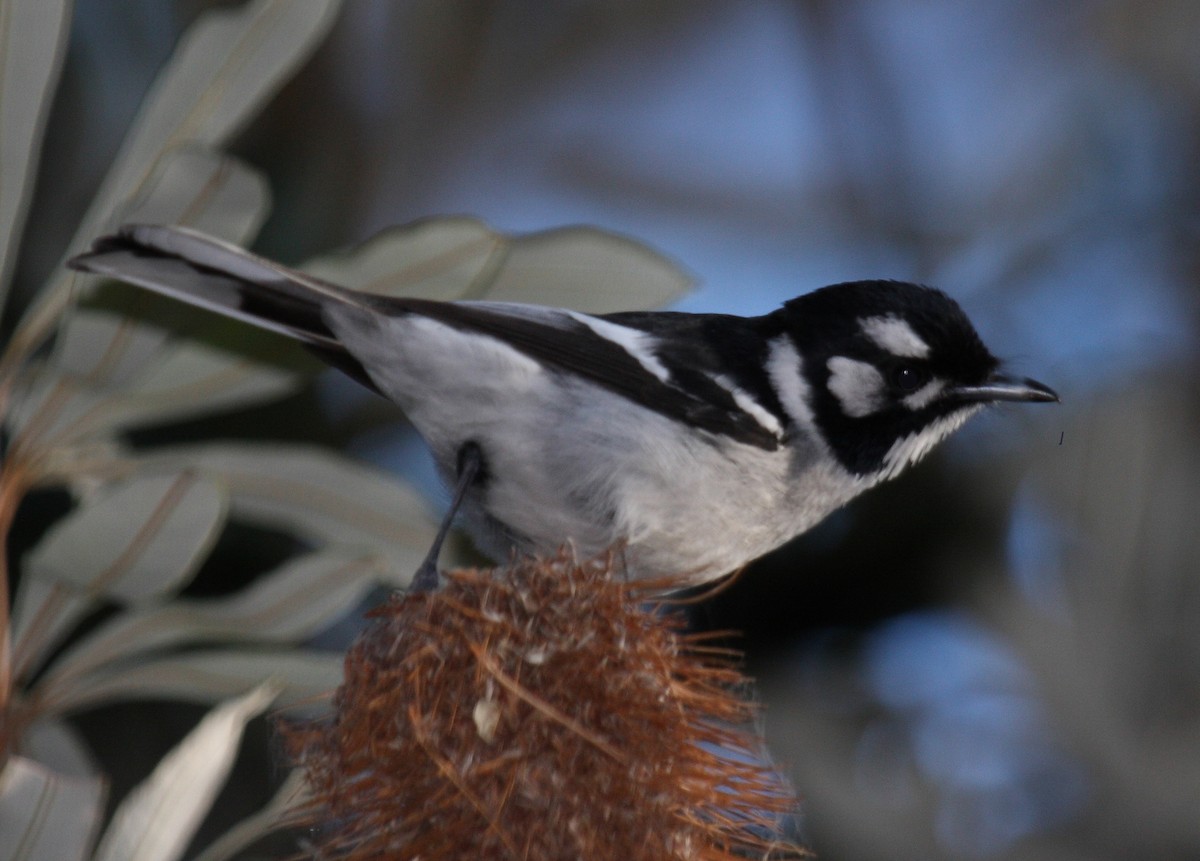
[
  {"left": 0, "top": 756, "right": 105, "bottom": 861},
  {"left": 12, "top": 0, "right": 341, "bottom": 361},
  {"left": 118, "top": 146, "right": 271, "bottom": 243},
  {"left": 91, "top": 683, "right": 278, "bottom": 861},
  {"left": 69, "top": 0, "right": 342, "bottom": 260},
  {"left": 139, "top": 443, "right": 437, "bottom": 578},
  {"left": 6, "top": 332, "right": 301, "bottom": 444},
  {"left": 304, "top": 217, "right": 692, "bottom": 312},
  {"left": 0, "top": 0, "right": 71, "bottom": 316},
  {"left": 484, "top": 225, "right": 692, "bottom": 312},
  {"left": 52, "top": 650, "right": 342, "bottom": 713},
  {"left": 23, "top": 470, "right": 226, "bottom": 601},
  {"left": 11, "top": 471, "right": 227, "bottom": 681},
  {"left": 17, "top": 717, "right": 98, "bottom": 780},
  {"left": 39, "top": 548, "right": 382, "bottom": 699}
]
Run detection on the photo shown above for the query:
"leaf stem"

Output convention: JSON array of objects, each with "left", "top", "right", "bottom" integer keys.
[{"left": 0, "top": 455, "right": 31, "bottom": 732}]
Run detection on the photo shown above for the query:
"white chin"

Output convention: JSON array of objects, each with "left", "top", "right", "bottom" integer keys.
[{"left": 879, "top": 406, "right": 982, "bottom": 479}]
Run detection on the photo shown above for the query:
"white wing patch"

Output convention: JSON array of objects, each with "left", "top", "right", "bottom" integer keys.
[
  {"left": 766, "top": 337, "right": 816, "bottom": 427},
  {"left": 566, "top": 312, "right": 672, "bottom": 383},
  {"left": 710, "top": 374, "right": 783, "bottom": 437},
  {"left": 861, "top": 315, "right": 930, "bottom": 359},
  {"left": 826, "top": 356, "right": 886, "bottom": 418}
]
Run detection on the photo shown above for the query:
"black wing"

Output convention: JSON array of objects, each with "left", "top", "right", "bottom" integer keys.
[{"left": 371, "top": 298, "right": 782, "bottom": 451}]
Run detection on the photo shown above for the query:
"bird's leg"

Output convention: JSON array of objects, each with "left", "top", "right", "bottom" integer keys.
[{"left": 410, "top": 441, "right": 483, "bottom": 592}]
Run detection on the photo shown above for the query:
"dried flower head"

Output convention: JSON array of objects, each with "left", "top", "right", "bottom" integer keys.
[{"left": 285, "top": 552, "right": 806, "bottom": 860}]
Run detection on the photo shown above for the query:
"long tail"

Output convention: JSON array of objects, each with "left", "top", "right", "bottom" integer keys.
[{"left": 69, "top": 224, "right": 379, "bottom": 390}]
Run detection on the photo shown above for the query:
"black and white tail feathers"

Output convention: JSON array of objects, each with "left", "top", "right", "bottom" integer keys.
[
  {"left": 70, "top": 224, "right": 784, "bottom": 449},
  {"left": 69, "top": 223, "right": 382, "bottom": 391},
  {"left": 69, "top": 224, "right": 358, "bottom": 347}
]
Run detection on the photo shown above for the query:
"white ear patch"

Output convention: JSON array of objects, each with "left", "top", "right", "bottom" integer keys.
[
  {"left": 827, "top": 356, "right": 886, "bottom": 418},
  {"left": 861, "top": 315, "right": 930, "bottom": 359}
]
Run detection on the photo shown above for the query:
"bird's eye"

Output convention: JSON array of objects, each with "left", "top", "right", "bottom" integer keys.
[{"left": 893, "top": 365, "right": 926, "bottom": 392}]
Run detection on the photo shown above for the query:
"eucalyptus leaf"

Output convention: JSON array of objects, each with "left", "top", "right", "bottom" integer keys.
[
  {"left": 0, "top": 0, "right": 71, "bottom": 316},
  {"left": 2, "top": 366, "right": 110, "bottom": 445},
  {"left": 11, "top": 147, "right": 276, "bottom": 432},
  {"left": 68, "top": 0, "right": 342, "bottom": 259},
  {"left": 118, "top": 146, "right": 271, "bottom": 243},
  {"left": 139, "top": 443, "right": 437, "bottom": 578},
  {"left": 2, "top": 146, "right": 272, "bottom": 396},
  {"left": 11, "top": 471, "right": 227, "bottom": 685},
  {"left": 483, "top": 225, "right": 692, "bottom": 312},
  {"left": 12, "top": 0, "right": 341, "bottom": 363},
  {"left": 302, "top": 217, "right": 506, "bottom": 301},
  {"left": 8, "top": 576, "right": 89, "bottom": 690},
  {"left": 23, "top": 469, "right": 226, "bottom": 601},
  {"left": 51, "top": 308, "right": 173, "bottom": 386},
  {"left": 40, "top": 548, "right": 383, "bottom": 698},
  {"left": 18, "top": 717, "right": 99, "bottom": 780},
  {"left": 91, "top": 683, "right": 278, "bottom": 861},
  {"left": 67, "top": 337, "right": 299, "bottom": 437},
  {"left": 0, "top": 756, "right": 105, "bottom": 861},
  {"left": 43, "top": 295, "right": 287, "bottom": 390},
  {"left": 52, "top": 650, "right": 342, "bottom": 713},
  {"left": 8, "top": 316, "right": 304, "bottom": 446},
  {"left": 304, "top": 217, "right": 692, "bottom": 312}
]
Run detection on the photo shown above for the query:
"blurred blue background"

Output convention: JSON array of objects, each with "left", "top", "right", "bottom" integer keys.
[{"left": 19, "top": 1, "right": 1200, "bottom": 858}]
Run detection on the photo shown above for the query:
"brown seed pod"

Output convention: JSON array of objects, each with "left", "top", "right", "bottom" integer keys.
[{"left": 284, "top": 552, "right": 807, "bottom": 860}]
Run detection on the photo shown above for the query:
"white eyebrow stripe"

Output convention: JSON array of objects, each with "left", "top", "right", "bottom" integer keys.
[
  {"left": 710, "top": 374, "right": 783, "bottom": 437},
  {"left": 861, "top": 315, "right": 930, "bottom": 359},
  {"left": 566, "top": 311, "right": 672, "bottom": 383},
  {"left": 766, "top": 336, "right": 816, "bottom": 427}
]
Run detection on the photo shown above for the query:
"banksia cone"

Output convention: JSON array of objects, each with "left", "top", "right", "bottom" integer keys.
[{"left": 285, "top": 552, "right": 806, "bottom": 860}]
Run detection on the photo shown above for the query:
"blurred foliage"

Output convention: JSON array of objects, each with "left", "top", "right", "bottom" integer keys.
[
  {"left": 2, "top": 0, "right": 1199, "bottom": 859},
  {"left": 0, "top": 3, "right": 353, "bottom": 857},
  {"left": 761, "top": 381, "right": 1200, "bottom": 860},
  {"left": 0, "top": 1, "right": 689, "bottom": 858}
]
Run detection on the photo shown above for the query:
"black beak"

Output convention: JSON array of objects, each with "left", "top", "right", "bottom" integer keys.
[{"left": 952, "top": 373, "right": 1059, "bottom": 404}]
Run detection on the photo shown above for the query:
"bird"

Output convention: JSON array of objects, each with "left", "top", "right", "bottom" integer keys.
[{"left": 70, "top": 224, "right": 1058, "bottom": 589}]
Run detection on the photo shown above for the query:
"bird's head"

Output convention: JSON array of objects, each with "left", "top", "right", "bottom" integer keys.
[{"left": 778, "top": 280, "right": 1057, "bottom": 479}]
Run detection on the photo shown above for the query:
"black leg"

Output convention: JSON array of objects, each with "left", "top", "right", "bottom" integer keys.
[{"left": 410, "top": 442, "right": 483, "bottom": 592}]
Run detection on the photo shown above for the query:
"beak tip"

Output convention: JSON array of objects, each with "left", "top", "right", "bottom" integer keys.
[
  {"left": 953, "top": 375, "right": 1061, "bottom": 405},
  {"left": 1022, "top": 377, "right": 1061, "bottom": 404}
]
